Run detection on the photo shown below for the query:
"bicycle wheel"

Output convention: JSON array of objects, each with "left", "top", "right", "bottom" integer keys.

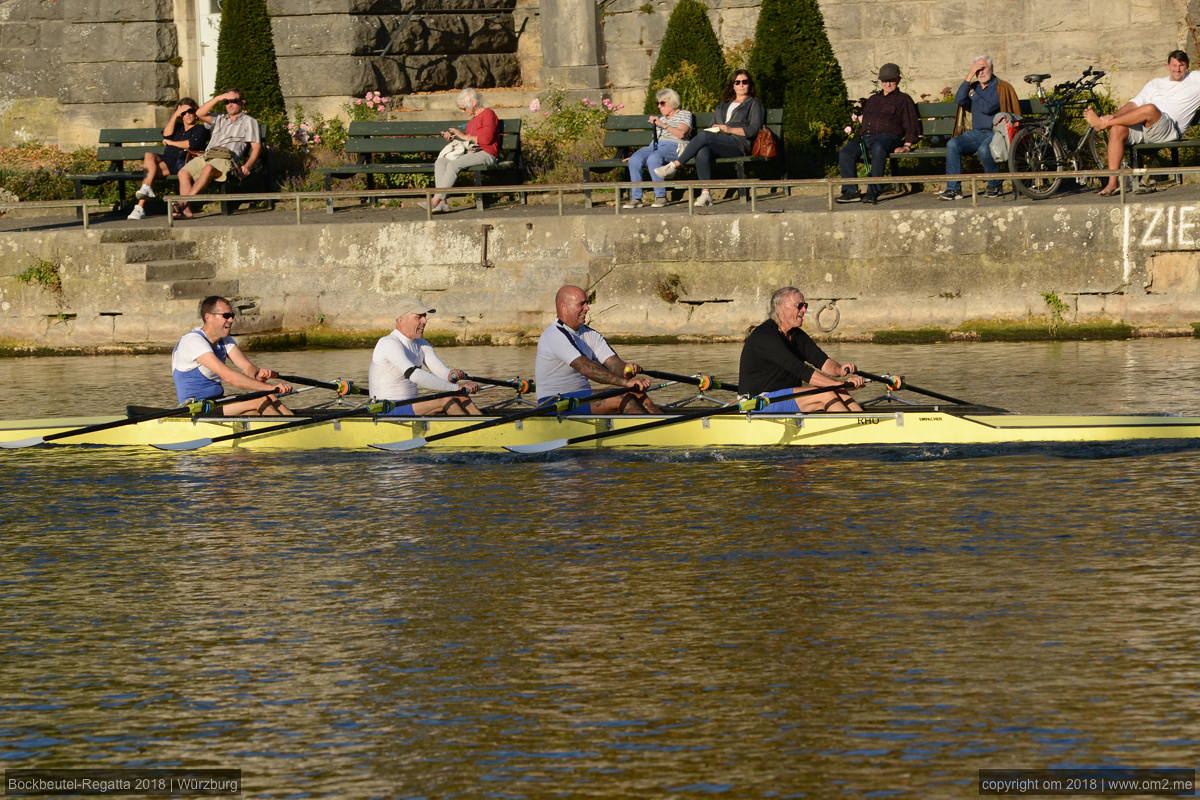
[{"left": 1009, "top": 126, "right": 1065, "bottom": 200}]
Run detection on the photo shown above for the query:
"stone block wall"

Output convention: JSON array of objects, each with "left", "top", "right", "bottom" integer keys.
[
  {"left": 0, "top": 0, "right": 66, "bottom": 144},
  {"left": 601, "top": 0, "right": 1198, "bottom": 112}
]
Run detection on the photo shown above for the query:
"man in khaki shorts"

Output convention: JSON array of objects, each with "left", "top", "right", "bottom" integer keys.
[
  {"left": 175, "top": 89, "right": 261, "bottom": 218},
  {"left": 1085, "top": 50, "right": 1200, "bottom": 196}
]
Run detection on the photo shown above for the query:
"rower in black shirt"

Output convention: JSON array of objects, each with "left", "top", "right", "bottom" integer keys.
[{"left": 738, "top": 286, "right": 865, "bottom": 412}]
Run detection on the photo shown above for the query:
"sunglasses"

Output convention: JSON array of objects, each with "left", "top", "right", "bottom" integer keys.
[
  {"left": 657, "top": 100, "right": 669, "bottom": 106},
  {"left": 797, "top": 302, "right": 808, "bottom": 311},
  {"left": 733, "top": 79, "right": 751, "bottom": 85},
  {"left": 183, "top": 108, "right": 198, "bottom": 114},
  {"left": 226, "top": 98, "right": 243, "bottom": 104},
  {"left": 208, "top": 311, "right": 236, "bottom": 320}
]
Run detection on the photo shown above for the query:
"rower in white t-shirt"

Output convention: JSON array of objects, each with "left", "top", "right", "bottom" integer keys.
[
  {"left": 534, "top": 285, "right": 660, "bottom": 414},
  {"left": 368, "top": 299, "right": 481, "bottom": 416}
]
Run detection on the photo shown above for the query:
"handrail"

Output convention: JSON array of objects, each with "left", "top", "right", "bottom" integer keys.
[{"left": 0, "top": 198, "right": 103, "bottom": 229}]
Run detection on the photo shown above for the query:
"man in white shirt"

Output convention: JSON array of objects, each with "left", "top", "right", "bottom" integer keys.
[
  {"left": 534, "top": 285, "right": 660, "bottom": 414},
  {"left": 1086, "top": 50, "right": 1200, "bottom": 196},
  {"left": 171, "top": 295, "right": 292, "bottom": 415},
  {"left": 368, "top": 299, "right": 481, "bottom": 415},
  {"left": 175, "top": 89, "right": 262, "bottom": 218}
]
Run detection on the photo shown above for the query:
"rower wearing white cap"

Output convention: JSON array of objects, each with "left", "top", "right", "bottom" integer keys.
[{"left": 368, "top": 299, "right": 482, "bottom": 415}]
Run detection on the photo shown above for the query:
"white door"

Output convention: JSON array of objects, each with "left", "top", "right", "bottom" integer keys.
[{"left": 197, "top": 0, "right": 222, "bottom": 101}]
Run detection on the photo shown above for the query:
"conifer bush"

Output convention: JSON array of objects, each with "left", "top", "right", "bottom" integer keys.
[
  {"left": 748, "top": 0, "right": 850, "bottom": 176},
  {"left": 643, "top": 0, "right": 726, "bottom": 114},
  {"left": 214, "top": 0, "right": 286, "bottom": 127}
]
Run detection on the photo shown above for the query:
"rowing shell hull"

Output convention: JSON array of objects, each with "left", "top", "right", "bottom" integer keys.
[{"left": 5, "top": 411, "right": 1200, "bottom": 451}]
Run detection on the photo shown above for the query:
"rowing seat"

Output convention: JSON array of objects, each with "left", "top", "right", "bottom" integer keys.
[{"left": 1024, "top": 73, "right": 1052, "bottom": 84}]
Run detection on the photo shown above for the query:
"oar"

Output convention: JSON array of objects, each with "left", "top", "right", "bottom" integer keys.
[
  {"left": 856, "top": 370, "right": 982, "bottom": 407},
  {"left": 0, "top": 389, "right": 281, "bottom": 449},
  {"left": 278, "top": 374, "right": 369, "bottom": 396},
  {"left": 464, "top": 375, "right": 535, "bottom": 394},
  {"left": 505, "top": 380, "right": 860, "bottom": 454},
  {"left": 639, "top": 369, "right": 738, "bottom": 393},
  {"left": 152, "top": 389, "right": 467, "bottom": 451},
  {"left": 370, "top": 381, "right": 673, "bottom": 452}
]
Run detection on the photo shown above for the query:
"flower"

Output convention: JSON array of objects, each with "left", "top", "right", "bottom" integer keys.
[
  {"left": 844, "top": 126, "right": 852, "bottom": 134},
  {"left": 355, "top": 98, "right": 363, "bottom": 105},
  {"left": 529, "top": 98, "right": 541, "bottom": 112}
]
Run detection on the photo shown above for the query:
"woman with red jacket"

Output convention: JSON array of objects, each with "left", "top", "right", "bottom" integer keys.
[{"left": 425, "top": 88, "right": 500, "bottom": 214}]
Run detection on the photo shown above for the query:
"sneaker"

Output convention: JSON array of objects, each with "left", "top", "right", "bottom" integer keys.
[
  {"left": 938, "top": 189, "right": 964, "bottom": 201},
  {"left": 127, "top": 204, "right": 146, "bottom": 220},
  {"left": 433, "top": 200, "right": 450, "bottom": 213},
  {"left": 650, "top": 198, "right": 667, "bottom": 208},
  {"left": 695, "top": 190, "right": 713, "bottom": 207},
  {"left": 653, "top": 162, "right": 678, "bottom": 179},
  {"left": 984, "top": 186, "right": 1004, "bottom": 198},
  {"left": 862, "top": 195, "right": 878, "bottom": 205},
  {"left": 835, "top": 193, "right": 861, "bottom": 204},
  {"left": 622, "top": 200, "right": 643, "bottom": 209},
  {"left": 135, "top": 184, "right": 155, "bottom": 200}
]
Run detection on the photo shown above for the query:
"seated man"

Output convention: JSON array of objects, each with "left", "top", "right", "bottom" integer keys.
[
  {"left": 534, "top": 285, "right": 660, "bottom": 414},
  {"left": 175, "top": 89, "right": 261, "bottom": 219},
  {"left": 172, "top": 295, "right": 293, "bottom": 415},
  {"left": 837, "top": 63, "right": 919, "bottom": 205},
  {"left": 738, "top": 287, "right": 864, "bottom": 412},
  {"left": 1085, "top": 50, "right": 1200, "bottom": 196},
  {"left": 940, "top": 55, "right": 1019, "bottom": 201},
  {"left": 368, "top": 299, "right": 481, "bottom": 415}
]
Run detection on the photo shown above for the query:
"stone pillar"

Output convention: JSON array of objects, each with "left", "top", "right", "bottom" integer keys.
[
  {"left": 58, "top": 0, "right": 180, "bottom": 149},
  {"left": 538, "top": 0, "right": 604, "bottom": 88}
]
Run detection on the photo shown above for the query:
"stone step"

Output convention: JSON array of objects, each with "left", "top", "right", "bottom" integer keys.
[
  {"left": 124, "top": 240, "right": 197, "bottom": 264},
  {"left": 100, "top": 228, "right": 173, "bottom": 244},
  {"left": 153, "top": 278, "right": 240, "bottom": 300},
  {"left": 143, "top": 260, "right": 216, "bottom": 282}
]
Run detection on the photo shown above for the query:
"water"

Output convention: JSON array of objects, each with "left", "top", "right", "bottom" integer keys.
[{"left": 2, "top": 339, "right": 1199, "bottom": 797}]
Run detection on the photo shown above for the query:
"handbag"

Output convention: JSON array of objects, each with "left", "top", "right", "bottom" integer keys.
[{"left": 751, "top": 127, "right": 777, "bottom": 158}]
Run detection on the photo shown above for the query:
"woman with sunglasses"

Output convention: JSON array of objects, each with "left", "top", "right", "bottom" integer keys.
[
  {"left": 624, "top": 88, "right": 693, "bottom": 208},
  {"left": 129, "top": 98, "right": 211, "bottom": 220},
  {"left": 654, "top": 69, "right": 765, "bottom": 206}
]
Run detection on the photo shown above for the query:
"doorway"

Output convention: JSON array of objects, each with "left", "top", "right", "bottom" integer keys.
[{"left": 196, "top": 0, "right": 222, "bottom": 100}]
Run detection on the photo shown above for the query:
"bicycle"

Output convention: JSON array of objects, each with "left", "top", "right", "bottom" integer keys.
[{"left": 1008, "top": 67, "right": 1113, "bottom": 200}]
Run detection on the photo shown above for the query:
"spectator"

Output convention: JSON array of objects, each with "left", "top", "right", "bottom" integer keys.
[
  {"left": 1085, "top": 50, "right": 1200, "bottom": 196},
  {"left": 837, "top": 63, "right": 919, "bottom": 205},
  {"left": 174, "top": 89, "right": 262, "bottom": 219},
  {"left": 624, "top": 88, "right": 693, "bottom": 208},
  {"left": 423, "top": 88, "right": 499, "bottom": 214},
  {"left": 940, "top": 55, "right": 1019, "bottom": 200},
  {"left": 129, "top": 98, "right": 211, "bottom": 220},
  {"left": 654, "top": 70, "right": 765, "bottom": 207}
]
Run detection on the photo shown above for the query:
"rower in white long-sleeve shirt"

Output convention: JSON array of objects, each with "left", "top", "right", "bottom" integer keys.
[{"left": 368, "top": 299, "right": 482, "bottom": 415}]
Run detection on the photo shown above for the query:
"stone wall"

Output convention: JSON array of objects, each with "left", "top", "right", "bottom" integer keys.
[{"left": 0, "top": 0, "right": 66, "bottom": 144}]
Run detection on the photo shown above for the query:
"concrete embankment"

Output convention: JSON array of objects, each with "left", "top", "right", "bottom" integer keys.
[{"left": 2, "top": 193, "right": 1199, "bottom": 351}]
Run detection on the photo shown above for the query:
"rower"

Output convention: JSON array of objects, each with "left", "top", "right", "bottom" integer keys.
[
  {"left": 534, "top": 285, "right": 660, "bottom": 414},
  {"left": 368, "top": 299, "right": 482, "bottom": 415},
  {"left": 738, "top": 286, "right": 865, "bottom": 412},
  {"left": 172, "top": 295, "right": 293, "bottom": 415}
]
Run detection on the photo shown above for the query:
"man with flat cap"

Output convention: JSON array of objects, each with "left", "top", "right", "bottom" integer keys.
[
  {"left": 837, "top": 63, "right": 920, "bottom": 204},
  {"left": 368, "top": 298, "right": 482, "bottom": 415}
]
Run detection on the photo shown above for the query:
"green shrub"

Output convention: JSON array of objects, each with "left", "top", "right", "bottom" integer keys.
[
  {"left": 648, "top": 61, "right": 719, "bottom": 118},
  {"left": 523, "top": 88, "right": 622, "bottom": 183},
  {"left": 749, "top": 0, "right": 851, "bottom": 177},
  {"left": 214, "top": 0, "right": 285, "bottom": 119},
  {"left": 0, "top": 147, "right": 118, "bottom": 205},
  {"left": 643, "top": 0, "right": 725, "bottom": 114}
]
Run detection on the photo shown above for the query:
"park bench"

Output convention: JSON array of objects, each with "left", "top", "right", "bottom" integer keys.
[
  {"left": 316, "top": 119, "right": 524, "bottom": 213},
  {"left": 1128, "top": 110, "right": 1200, "bottom": 186},
  {"left": 578, "top": 108, "right": 785, "bottom": 205},
  {"left": 66, "top": 127, "right": 270, "bottom": 218}
]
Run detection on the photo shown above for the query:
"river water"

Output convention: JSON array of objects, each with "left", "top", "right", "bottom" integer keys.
[{"left": 2, "top": 339, "right": 1199, "bottom": 798}]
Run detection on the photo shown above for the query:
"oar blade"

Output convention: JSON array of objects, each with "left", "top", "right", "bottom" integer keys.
[
  {"left": 0, "top": 436, "right": 46, "bottom": 449},
  {"left": 504, "top": 438, "right": 570, "bottom": 454},
  {"left": 152, "top": 438, "right": 213, "bottom": 452},
  {"left": 369, "top": 437, "right": 428, "bottom": 452}
]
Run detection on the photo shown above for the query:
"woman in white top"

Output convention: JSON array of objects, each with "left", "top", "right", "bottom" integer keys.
[
  {"left": 653, "top": 70, "right": 766, "bottom": 207},
  {"left": 624, "top": 88, "right": 694, "bottom": 208}
]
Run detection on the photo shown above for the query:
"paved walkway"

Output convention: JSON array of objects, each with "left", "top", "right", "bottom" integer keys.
[{"left": 0, "top": 180, "right": 1184, "bottom": 234}]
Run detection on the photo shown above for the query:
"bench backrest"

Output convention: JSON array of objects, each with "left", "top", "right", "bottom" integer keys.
[
  {"left": 95, "top": 122, "right": 269, "bottom": 164},
  {"left": 598, "top": 108, "right": 784, "bottom": 151},
  {"left": 344, "top": 118, "right": 522, "bottom": 157}
]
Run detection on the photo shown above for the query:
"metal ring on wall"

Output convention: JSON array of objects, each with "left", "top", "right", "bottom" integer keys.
[{"left": 815, "top": 301, "right": 841, "bottom": 333}]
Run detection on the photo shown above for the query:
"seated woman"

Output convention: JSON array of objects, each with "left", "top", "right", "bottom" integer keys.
[
  {"left": 423, "top": 88, "right": 500, "bottom": 214},
  {"left": 128, "top": 98, "right": 211, "bottom": 220},
  {"left": 624, "top": 88, "right": 694, "bottom": 208},
  {"left": 653, "top": 70, "right": 765, "bottom": 207}
]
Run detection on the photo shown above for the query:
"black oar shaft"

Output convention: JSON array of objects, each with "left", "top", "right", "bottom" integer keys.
[
  {"left": 640, "top": 369, "right": 738, "bottom": 393},
  {"left": 464, "top": 375, "right": 534, "bottom": 394},
  {"left": 279, "top": 374, "right": 369, "bottom": 396},
  {"left": 42, "top": 389, "right": 277, "bottom": 443},
  {"left": 856, "top": 370, "right": 976, "bottom": 406}
]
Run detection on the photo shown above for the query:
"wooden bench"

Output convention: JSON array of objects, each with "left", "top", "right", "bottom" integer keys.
[
  {"left": 66, "top": 127, "right": 270, "bottom": 217},
  {"left": 578, "top": 108, "right": 785, "bottom": 205},
  {"left": 316, "top": 119, "right": 523, "bottom": 213},
  {"left": 1128, "top": 110, "right": 1200, "bottom": 186}
]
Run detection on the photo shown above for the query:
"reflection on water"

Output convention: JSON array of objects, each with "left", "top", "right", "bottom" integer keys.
[{"left": 2, "top": 340, "right": 1200, "bottom": 796}]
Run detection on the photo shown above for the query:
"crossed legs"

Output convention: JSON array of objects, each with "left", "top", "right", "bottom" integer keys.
[{"left": 1085, "top": 102, "right": 1162, "bottom": 195}]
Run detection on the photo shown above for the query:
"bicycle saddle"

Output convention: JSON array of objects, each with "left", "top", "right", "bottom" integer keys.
[{"left": 1024, "top": 73, "right": 1052, "bottom": 84}]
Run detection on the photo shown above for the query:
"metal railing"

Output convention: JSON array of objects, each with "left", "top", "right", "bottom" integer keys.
[{"left": 0, "top": 198, "right": 103, "bottom": 229}]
